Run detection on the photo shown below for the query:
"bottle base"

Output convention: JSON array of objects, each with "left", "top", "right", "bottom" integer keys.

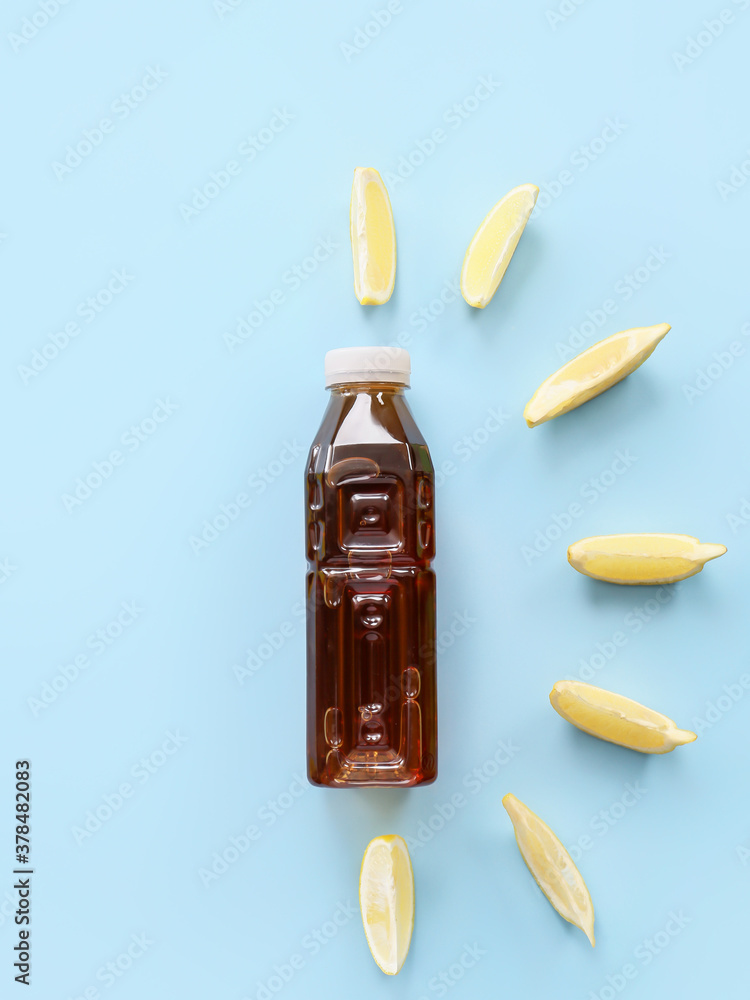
[{"left": 308, "top": 749, "right": 437, "bottom": 788}]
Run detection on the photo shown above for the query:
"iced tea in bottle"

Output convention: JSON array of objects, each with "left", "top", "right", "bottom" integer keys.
[{"left": 306, "top": 347, "right": 437, "bottom": 787}]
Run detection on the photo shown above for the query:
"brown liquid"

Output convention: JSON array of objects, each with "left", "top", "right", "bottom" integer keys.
[{"left": 306, "top": 382, "right": 437, "bottom": 787}]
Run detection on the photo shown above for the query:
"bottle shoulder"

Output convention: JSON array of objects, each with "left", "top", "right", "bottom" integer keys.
[
  {"left": 305, "top": 391, "right": 435, "bottom": 566},
  {"left": 307, "top": 392, "right": 431, "bottom": 472}
]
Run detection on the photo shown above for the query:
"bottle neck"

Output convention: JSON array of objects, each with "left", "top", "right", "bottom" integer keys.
[{"left": 329, "top": 382, "right": 406, "bottom": 396}]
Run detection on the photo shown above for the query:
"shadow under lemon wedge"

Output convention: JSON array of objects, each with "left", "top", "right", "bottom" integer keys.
[
  {"left": 568, "top": 532, "right": 726, "bottom": 585},
  {"left": 550, "top": 680, "right": 697, "bottom": 754},
  {"left": 524, "top": 323, "right": 670, "bottom": 427},
  {"left": 503, "top": 794, "right": 595, "bottom": 946},
  {"left": 359, "top": 835, "right": 414, "bottom": 975},
  {"left": 460, "top": 183, "right": 538, "bottom": 308},
  {"left": 350, "top": 167, "right": 396, "bottom": 305}
]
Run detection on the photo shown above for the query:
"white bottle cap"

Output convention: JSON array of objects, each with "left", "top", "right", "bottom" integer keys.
[{"left": 324, "top": 347, "right": 411, "bottom": 388}]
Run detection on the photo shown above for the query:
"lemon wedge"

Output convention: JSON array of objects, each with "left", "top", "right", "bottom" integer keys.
[
  {"left": 460, "top": 183, "right": 538, "bottom": 308},
  {"left": 359, "top": 835, "right": 414, "bottom": 975},
  {"left": 350, "top": 167, "right": 396, "bottom": 305},
  {"left": 568, "top": 533, "right": 726, "bottom": 585},
  {"left": 524, "top": 323, "right": 670, "bottom": 427},
  {"left": 550, "top": 680, "right": 697, "bottom": 754},
  {"left": 503, "top": 794, "right": 595, "bottom": 946}
]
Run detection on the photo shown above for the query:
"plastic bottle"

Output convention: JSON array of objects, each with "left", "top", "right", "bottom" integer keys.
[{"left": 306, "top": 347, "right": 437, "bottom": 787}]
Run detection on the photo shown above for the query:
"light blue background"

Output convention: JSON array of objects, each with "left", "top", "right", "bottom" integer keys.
[{"left": 2, "top": 0, "right": 749, "bottom": 997}]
